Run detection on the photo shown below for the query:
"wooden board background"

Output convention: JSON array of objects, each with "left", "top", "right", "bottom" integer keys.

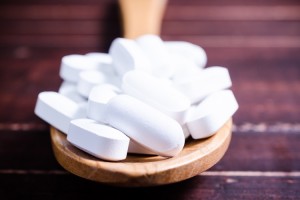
[{"left": 0, "top": 0, "right": 299, "bottom": 199}]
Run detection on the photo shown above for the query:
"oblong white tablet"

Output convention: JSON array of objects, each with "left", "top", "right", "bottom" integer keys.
[
  {"left": 59, "top": 54, "right": 99, "bottom": 82},
  {"left": 122, "top": 70, "right": 191, "bottom": 124},
  {"left": 164, "top": 41, "right": 207, "bottom": 68},
  {"left": 108, "top": 37, "right": 152, "bottom": 77},
  {"left": 170, "top": 55, "right": 203, "bottom": 85},
  {"left": 85, "top": 52, "right": 117, "bottom": 78},
  {"left": 67, "top": 118, "right": 129, "bottom": 161},
  {"left": 128, "top": 140, "right": 155, "bottom": 155},
  {"left": 135, "top": 34, "right": 174, "bottom": 78},
  {"left": 106, "top": 94, "right": 185, "bottom": 157},
  {"left": 58, "top": 81, "right": 87, "bottom": 103},
  {"left": 34, "top": 91, "right": 86, "bottom": 134},
  {"left": 85, "top": 52, "right": 112, "bottom": 66},
  {"left": 174, "top": 66, "right": 232, "bottom": 104},
  {"left": 87, "top": 84, "right": 120, "bottom": 124},
  {"left": 77, "top": 70, "right": 108, "bottom": 98},
  {"left": 185, "top": 90, "right": 238, "bottom": 139}
]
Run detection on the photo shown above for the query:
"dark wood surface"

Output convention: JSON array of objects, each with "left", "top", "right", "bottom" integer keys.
[{"left": 0, "top": 0, "right": 300, "bottom": 199}]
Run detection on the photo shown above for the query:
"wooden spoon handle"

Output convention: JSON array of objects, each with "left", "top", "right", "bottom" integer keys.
[{"left": 118, "top": 0, "right": 168, "bottom": 39}]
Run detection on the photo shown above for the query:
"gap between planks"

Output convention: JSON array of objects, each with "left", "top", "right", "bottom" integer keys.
[{"left": 1, "top": 169, "right": 300, "bottom": 178}]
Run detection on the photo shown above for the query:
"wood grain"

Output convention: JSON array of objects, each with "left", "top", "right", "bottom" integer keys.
[
  {"left": 50, "top": 120, "right": 232, "bottom": 187},
  {"left": 0, "top": 0, "right": 299, "bottom": 198}
]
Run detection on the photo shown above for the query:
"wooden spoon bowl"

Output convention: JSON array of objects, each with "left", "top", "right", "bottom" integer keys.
[
  {"left": 49, "top": 0, "right": 233, "bottom": 187},
  {"left": 50, "top": 119, "right": 232, "bottom": 187}
]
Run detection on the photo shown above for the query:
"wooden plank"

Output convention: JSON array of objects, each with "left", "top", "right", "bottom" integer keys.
[
  {"left": 162, "top": 21, "right": 300, "bottom": 36},
  {"left": 211, "top": 132, "right": 300, "bottom": 171},
  {"left": 168, "top": 0, "right": 300, "bottom": 6},
  {"left": 164, "top": 6, "right": 300, "bottom": 21},
  {"left": 1, "top": 0, "right": 300, "bottom": 6},
  {"left": 1, "top": 35, "right": 300, "bottom": 48},
  {"left": 0, "top": 130, "right": 299, "bottom": 171},
  {"left": 0, "top": 35, "right": 118, "bottom": 48},
  {"left": 1, "top": 20, "right": 299, "bottom": 36},
  {"left": 0, "top": 20, "right": 121, "bottom": 35},
  {"left": 1, "top": 5, "right": 300, "bottom": 21},
  {"left": 0, "top": 130, "right": 59, "bottom": 170},
  {"left": 0, "top": 173, "right": 299, "bottom": 199},
  {"left": 0, "top": 5, "right": 118, "bottom": 20},
  {"left": 162, "top": 36, "right": 300, "bottom": 48}
]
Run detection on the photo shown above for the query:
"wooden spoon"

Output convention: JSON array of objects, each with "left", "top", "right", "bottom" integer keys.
[{"left": 50, "top": 0, "right": 233, "bottom": 187}]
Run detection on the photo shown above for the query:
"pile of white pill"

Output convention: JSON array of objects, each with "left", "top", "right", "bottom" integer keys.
[{"left": 34, "top": 34, "right": 239, "bottom": 161}]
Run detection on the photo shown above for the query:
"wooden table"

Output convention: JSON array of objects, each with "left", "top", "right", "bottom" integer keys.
[{"left": 0, "top": 0, "right": 299, "bottom": 199}]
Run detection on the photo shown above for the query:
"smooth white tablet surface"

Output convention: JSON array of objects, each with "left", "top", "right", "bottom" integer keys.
[
  {"left": 108, "top": 38, "right": 152, "bottom": 77},
  {"left": 34, "top": 91, "right": 86, "bottom": 134},
  {"left": 164, "top": 41, "right": 207, "bottom": 68},
  {"left": 185, "top": 90, "right": 238, "bottom": 139},
  {"left": 135, "top": 34, "right": 174, "bottom": 78},
  {"left": 174, "top": 66, "right": 232, "bottom": 104},
  {"left": 181, "top": 124, "right": 191, "bottom": 139},
  {"left": 85, "top": 52, "right": 117, "bottom": 78},
  {"left": 58, "top": 81, "right": 87, "bottom": 103},
  {"left": 67, "top": 118, "right": 129, "bottom": 161},
  {"left": 77, "top": 70, "right": 108, "bottom": 98},
  {"left": 85, "top": 52, "right": 112, "bottom": 66},
  {"left": 128, "top": 140, "right": 155, "bottom": 155},
  {"left": 106, "top": 94, "right": 185, "bottom": 157},
  {"left": 170, "top": 55, "right": 203, "bottom": 85},
  {"left": 122, "top": 70, "right": 191, "bottom": 124},
  {"left": 59, "top": 54, "right": 99, "bottom": 82},
  {"left": 87, "top": 84, "right": 120, "bottom": 124}
]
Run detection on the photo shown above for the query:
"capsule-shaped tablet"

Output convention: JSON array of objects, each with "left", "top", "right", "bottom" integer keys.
[
  {"left": 59, "top": 54, "right": 99, "bottom": 82},
  {"left": 87, "top": 84, "right": 120, "bottom": 124},
  {"left": 122, "top": 70, "right": 191, "bottom": 124},
  {"left": 34, "top": 91, "right": 86, "bottom": 134},
  {"left": 165, "top": 41, "right": 207, "bottom": 68},
  {"left": 85, "top": 52, "right": 118, "bottom": 78},
  {"left": 85, "top": 52, "right": 112, "bottom": 67},
  {"left": 58, "top": 81, "right": 87, "bottom": 103},
  {"left": 185, "top": 90, "right": 238, "bottom": 139},
  {"left": 135, "top": 34, "right": 174, "bottom": 78},
  {"left": 77, "top": 70, "right": 108, "bottom": 98},
  {"left": 170, "top": 55, "right": 203, "bottom": 85},
  {"left": 128, "top": 140, "right": 155, "bottom": 155},
  {"left": 108, "top": 37, "right": 152, "bottom": 77},
  {"left": 67, "top": 118, "right": 129, "bottom": 161},
  {"left": 106, "top": 94, "right": 185, "bottom": 157},
  {"left": 174, "top": 66, "right": 232, "bottom": 104}
]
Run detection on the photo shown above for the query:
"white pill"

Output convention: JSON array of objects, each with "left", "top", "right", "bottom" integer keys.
[
  {"left": 108, "top": 37, "right": 152, "bottom": 77},
  {"left": 122, "top": 70, "right": 191, "bottom": 124},
  {"left": 59, "top": 54, "right": 99, "bottom": 82},
  {"left": 170, "top": 55, "right": 203, "bottom": 85},
  {"left": 128, "top": 140, "right": 155, "bottom": 155},
  {"left": 67, "top": 118, "right": 129, "bottom": 161},
  {"left": 85, "top": 52, "right": 112, "bottom": 66},
  {"left": 85, "top": 52, "right": 117, "bottom": 77},
  {"left": 181, "top": 123, "right": 191, "bottom": 139},
  {"left": 87, "top": 84, "right": 120, "bottom": 124},
  {"left": 34, "top": 91, "right": 86, "bottom": 134},
  {"left": 185, "top": 90, "right": 238, "bottom": 139},
  {"left": 58, "top": 81, "right": 87, "bottom": 103},
  {"left": 135, "top": 34, "right": 174, "bottom": 78},
  {"left": 77, "top": 70, "right": 108, "bottom": 98},
  {"left": 165, "top": 41, "right": 207, "bottom": 68},
  {"left": 106, "top": 94, "right": 185, "bottom": 157},
  {"left": 174, "top": 66, "right": 232, "bottom": 104}
]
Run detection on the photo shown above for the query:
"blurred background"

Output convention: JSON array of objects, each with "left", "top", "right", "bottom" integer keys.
[{"left": 0, "top": 0, "right": 299, "bottom": 199}]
